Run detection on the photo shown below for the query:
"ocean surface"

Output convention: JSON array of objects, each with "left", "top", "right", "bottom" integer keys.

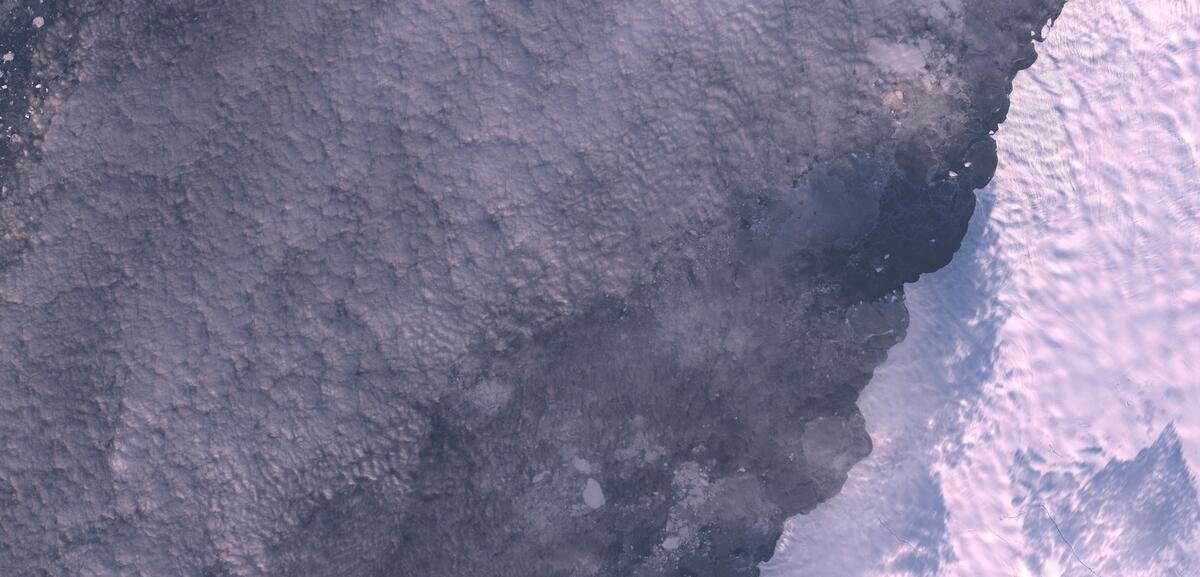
[{"left": 766, "top": 1, "right": 1200, "bottom": 575}]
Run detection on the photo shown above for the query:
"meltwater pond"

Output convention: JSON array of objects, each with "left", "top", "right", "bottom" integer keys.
[{"left": 766, "top": 1, "right": 1200, "bottom": 575}]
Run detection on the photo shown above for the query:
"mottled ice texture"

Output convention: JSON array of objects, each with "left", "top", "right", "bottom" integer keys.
[
  {"left": 767, "top": 1, "right": 1200, "bottom": 575},
  {"left": 0, "top": 1, "right": 1062, "bottom": 575}
]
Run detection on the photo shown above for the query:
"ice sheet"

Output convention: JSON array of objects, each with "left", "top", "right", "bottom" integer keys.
[{"left": 767, "top": 1, "right": 1200, "bottom": 575}]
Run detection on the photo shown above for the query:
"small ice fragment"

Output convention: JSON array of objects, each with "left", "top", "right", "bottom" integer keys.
[
  {"left": 571, "top": 457, "right": 592, "bottom": 474},
  {"left": 582, "top": 478, "right": 605, "bottom": 509},
  {"left": 948, "top": 170, "right": 958, "bottom": 177},
  {"left": 662, "top": 536, "right": 682, "bottom": 551},
  {"left": 2, "top": 53, "right": 13, "bottom": 62},
  {"left": 964, "top": 161, "right": 972, "bottom": 167},
  {"left": 32, "top": 17, "right": 44, "bottom": 29}
]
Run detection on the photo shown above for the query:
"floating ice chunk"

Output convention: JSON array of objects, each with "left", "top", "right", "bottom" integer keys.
[
  {"left": 32, "top": 17, "right": 44, "bottom": 29},
  {"left": 582, "top": 478, "right": 605, "bottom": 509},
  {"left": 572, "top": 457, "right": 592, "bottom": 474}
]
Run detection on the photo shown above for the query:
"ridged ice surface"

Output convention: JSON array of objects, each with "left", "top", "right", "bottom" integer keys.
[{"left": 766, "top": 0, "right": 1200, "bottom": 575}]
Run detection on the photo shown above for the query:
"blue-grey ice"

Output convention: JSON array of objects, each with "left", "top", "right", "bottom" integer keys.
[{"left": 0, "top": 0, "right": 1067, "bottom": 575}]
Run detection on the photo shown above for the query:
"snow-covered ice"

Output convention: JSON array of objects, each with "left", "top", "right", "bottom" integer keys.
[{"left": 766, "top": 0, "right": 1200, "bottom": 575}]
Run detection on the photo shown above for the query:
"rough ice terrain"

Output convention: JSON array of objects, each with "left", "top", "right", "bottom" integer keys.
[
  {"left": 766, "top": 1, "right": 1200, "bottom": 575},
  {"left": 0, "top": 1, "right": 1062, "bottom": 576}
]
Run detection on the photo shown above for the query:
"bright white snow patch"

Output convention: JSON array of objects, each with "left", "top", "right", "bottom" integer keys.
[
  {"left": 867, "top": 39, "right": 930, "bottom": 75},
  {"left": 766, "top": 1, "right": 1200, "bottom": 575}
]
